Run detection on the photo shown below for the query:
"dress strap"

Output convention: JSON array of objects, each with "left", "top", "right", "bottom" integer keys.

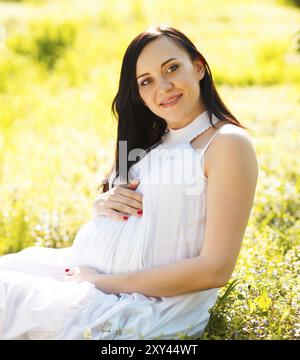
[
  {"left": 202, "top": 125, "right": 224, "bottom": 153},
  {"left": 188, "top": 115, "right": 220, "bottom": 145}
]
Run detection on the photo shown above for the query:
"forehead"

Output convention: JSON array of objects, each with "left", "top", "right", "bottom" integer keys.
[{"left": 136, "top": 36, "right": 189, "bottom": 73}]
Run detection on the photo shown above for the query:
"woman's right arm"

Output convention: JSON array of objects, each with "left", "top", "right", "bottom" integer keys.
[{"left": 92, "top": 179, "right": 143, "bottom": 221}]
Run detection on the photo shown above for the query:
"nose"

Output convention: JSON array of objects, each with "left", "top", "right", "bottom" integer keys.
[{"left": 157, "top": 76, "right": 173, "bottom": 93}]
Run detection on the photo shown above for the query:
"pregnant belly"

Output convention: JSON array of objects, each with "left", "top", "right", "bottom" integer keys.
[{"left": 70, "top": 214, "right": 147, "bottom": 274}]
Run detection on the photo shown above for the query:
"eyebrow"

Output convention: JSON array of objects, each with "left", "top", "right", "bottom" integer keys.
[{"left": 136, "top": 57, "right": 177, "bottom": 80}]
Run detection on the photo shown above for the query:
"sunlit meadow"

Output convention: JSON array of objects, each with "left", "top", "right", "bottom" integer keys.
[{"left": 0, "top": 0, "right": 299, "bottom": 339}]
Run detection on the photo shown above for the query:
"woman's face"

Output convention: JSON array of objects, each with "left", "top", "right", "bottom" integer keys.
[{"left": 136, "top": 36, "right": 206, "bottom": 130}]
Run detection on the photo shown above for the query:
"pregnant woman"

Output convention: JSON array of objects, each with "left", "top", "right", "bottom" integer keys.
[{"left": 0, "top": 25, "right": 258, "bottom": 340}]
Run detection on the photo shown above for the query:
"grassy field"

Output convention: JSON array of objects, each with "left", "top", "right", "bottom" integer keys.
[{"left": 0, "top": 0, "right": 299, "bottom": 339}]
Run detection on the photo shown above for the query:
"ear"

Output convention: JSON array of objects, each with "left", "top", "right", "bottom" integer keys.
[{"left": 193, "top": 58, "right": 205, "bottom": 81}]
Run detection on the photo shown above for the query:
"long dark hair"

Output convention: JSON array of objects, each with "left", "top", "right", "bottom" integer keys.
[{"left": 98, "top": 25, "right": 249, "bottom": 194}]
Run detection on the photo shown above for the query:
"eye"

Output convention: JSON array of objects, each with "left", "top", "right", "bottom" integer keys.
[
  {"left": 139, "top": 64, "right": 179, "bottom": 87},
  {"left": 166, "top": 64, "right": 179, "bottom": 74},
  {"left": 140, "top": 78, "right": 152, "bottom": 87}
]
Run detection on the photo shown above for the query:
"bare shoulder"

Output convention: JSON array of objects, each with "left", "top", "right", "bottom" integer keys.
[
  {"left": 205, "top": 123, "right": 258, "bottom": 179},
  {"left": 217, "top": 122, "right": 250, "bottom": 137},
  {"left": 212, "top": 123, "right": 255, "bottom": 150}
]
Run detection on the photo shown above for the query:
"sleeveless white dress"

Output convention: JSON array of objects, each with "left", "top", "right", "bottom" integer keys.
[{"left": 0, "top": 110, "right": 224, "bottom": 340}]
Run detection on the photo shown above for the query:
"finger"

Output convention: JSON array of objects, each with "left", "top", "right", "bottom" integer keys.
[
  {"left": 115, "top": 187, "right": 143, "bottom": 204},
  {"left": 93, "top": 200, "right": 131, "bottom": 221},
  {"left": 103, "top": 208, "right": 132, "bottom": 221},
  {"left": 120, "top": 179, "right": 140, "bottom": 189},
  {"left": 111, "top": 193, "right": 142, "bottom": 210},
  {"left": 105, "top": 199, "right": 142, "bottom": 217},
  {"left": 66, "top": 267, "right": 79, "bottom": 275},
  {"left": 65, "top": 270, "right": 74, "bottom": 277}
]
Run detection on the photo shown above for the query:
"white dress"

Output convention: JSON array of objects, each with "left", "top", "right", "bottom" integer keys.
[{"left": 0, "top": 110, "right": 224, "bottom": 340}]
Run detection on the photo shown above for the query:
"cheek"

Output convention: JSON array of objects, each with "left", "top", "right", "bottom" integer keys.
[
  {"left": 139, "top": 88, "right": 154, "bottom": 105},
  {"left": 181, "top": 75, "right": 201, "bottom": 98},
  {"left": 178, "top": 72, "right": 197, "bottom": 88}
]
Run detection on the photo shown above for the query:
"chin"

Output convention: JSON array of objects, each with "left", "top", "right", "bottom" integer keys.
[{"left": 165, "top": 115, "right": 183, "bottom": 126}]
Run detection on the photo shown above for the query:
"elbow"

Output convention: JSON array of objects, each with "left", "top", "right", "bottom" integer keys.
[
  {"left": 213, "top": 267, "right": 233, "bottom": 288},
  {"left": 214, "top": 276, "right": 229, "bottom": 288},
  {"left": 195, "top": 255, "right": 234, "bottom": 290}
]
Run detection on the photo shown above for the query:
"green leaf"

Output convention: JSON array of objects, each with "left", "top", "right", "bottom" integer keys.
[
  {"left": 256, "top": 290, "right": 272, "bottom": 312},
  {"left": 249, "top": 300, "right": 256, "bottom": 313}
]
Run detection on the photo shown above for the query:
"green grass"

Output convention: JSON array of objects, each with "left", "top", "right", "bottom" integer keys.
[{"left": 0, "top": 0, "right": 299, "bottom": 340}]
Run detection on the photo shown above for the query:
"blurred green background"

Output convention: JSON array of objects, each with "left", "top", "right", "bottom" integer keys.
[{"left": 0, "top": 0, "right": 299, "bottom": 339}]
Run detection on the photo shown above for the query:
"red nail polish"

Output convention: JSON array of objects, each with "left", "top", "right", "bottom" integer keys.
[
  {"left": 137, "top": 210, "right": 143, "bottom": 216},
  {"left": 65, "top": 268, "right": 70, "bottom": 272},
  {"left": 123, "top": 216, "right": 128, "bottom": 221}
]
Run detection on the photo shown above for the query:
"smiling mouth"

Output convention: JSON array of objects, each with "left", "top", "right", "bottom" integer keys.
[{"left": 160, "top": 94, "right": 183, "bottom": 108}]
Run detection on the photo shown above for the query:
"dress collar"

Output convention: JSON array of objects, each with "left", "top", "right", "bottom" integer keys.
[{"left": 162, "top": 110, "right": 220, "bottom": 146}]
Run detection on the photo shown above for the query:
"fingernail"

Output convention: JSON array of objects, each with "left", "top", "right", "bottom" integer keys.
[
  {"left": 65, "top": 268, "right": 70, "bottom": 273},
  {"left": 137, "top": 209, "right": 143, "bottom": 216},
  {"left": 123, "top": 216, "right": 128, "bottom": 221}
]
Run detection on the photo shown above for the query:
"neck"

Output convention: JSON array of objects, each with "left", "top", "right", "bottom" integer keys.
[
  {"left": 162, "top": 110, "right": 220, "bottom": 146},
  {"left": 167, "top": 108, "right": 208, "bottom": 130}
]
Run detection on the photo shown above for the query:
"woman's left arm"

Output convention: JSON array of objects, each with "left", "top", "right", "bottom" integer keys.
[{"left": 68, "top": 130, "right": 259, "bottom": 297}]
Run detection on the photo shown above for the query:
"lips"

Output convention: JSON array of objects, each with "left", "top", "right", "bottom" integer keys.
[{"left": 159, "top": 93, "right": 183, "bottom": 107}]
